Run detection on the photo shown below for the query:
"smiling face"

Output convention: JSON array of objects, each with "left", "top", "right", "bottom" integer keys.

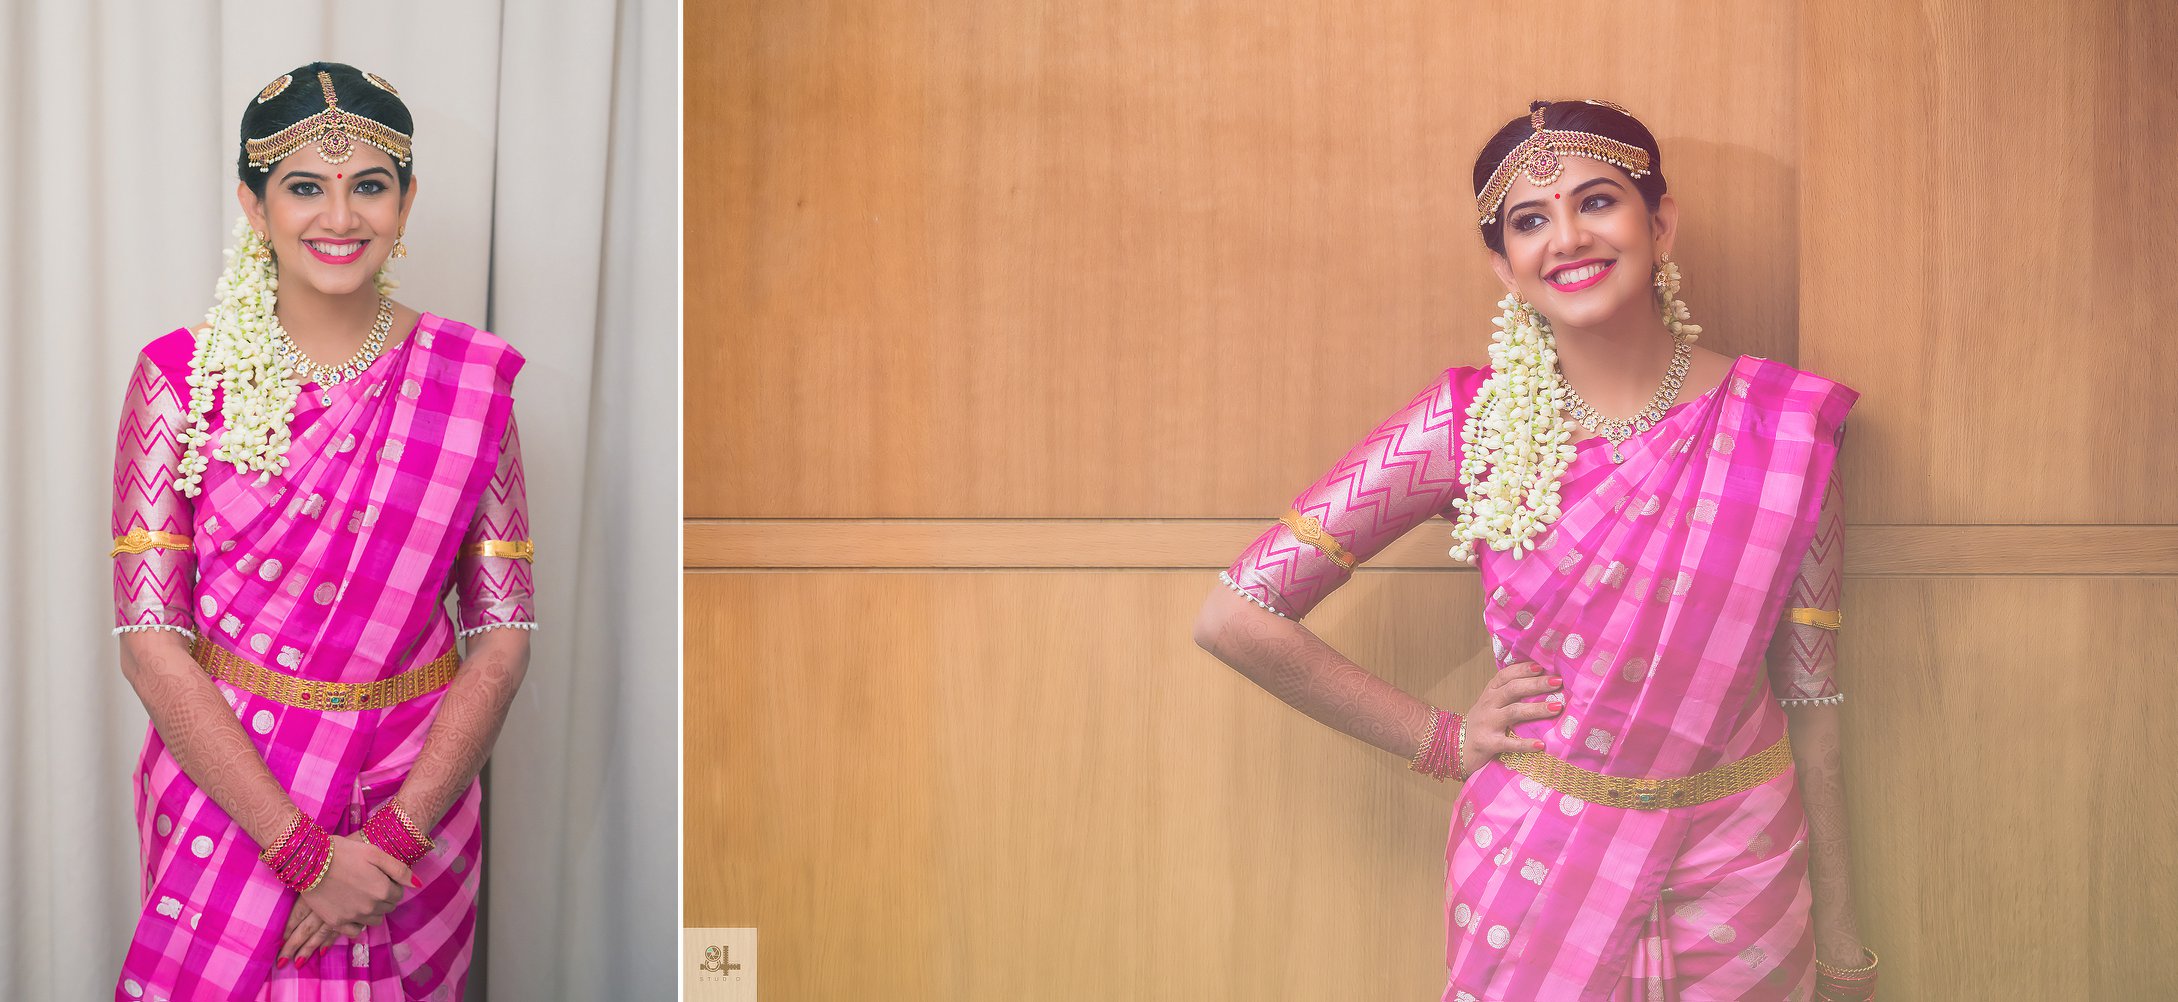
[
  {"left": 1488, "top": 156, "right": 1676, "bottom": 333},
  {"left": 239, "top": 142, "right": 417, "bottom": 299}
]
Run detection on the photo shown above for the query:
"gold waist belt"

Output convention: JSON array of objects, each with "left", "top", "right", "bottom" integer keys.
[
  {"left": 1498, "top": 733, "right": 1793, "bottom": 810},
  {"left": 192, "top": 638, "right": 459, "bottom": 712}
]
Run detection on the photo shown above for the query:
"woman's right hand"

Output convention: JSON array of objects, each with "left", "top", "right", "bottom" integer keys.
[
  {"left": 1458, "top": 660, "right": 1565, "bottom": 780},
  {"left": 297, "top": 833, "right": 414, "bottom": 937}
]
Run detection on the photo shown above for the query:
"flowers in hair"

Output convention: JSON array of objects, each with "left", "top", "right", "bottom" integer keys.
[
  {"left": 174, "top": 218, "right": 399, "bottom": 497},
  {"left": 176, "top": 219, "right": 299, "bottom": 495},
  {"left": 1447, "top": 295, "right": 1576, "bottom": 563},
  {"left": 1447, "top": 258, "right": 1704, "bottom": 562}
]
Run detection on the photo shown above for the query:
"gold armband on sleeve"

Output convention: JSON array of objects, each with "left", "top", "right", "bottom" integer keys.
[
  {"left": 1787, "top": 607, "right": 1841, "bottom": 630},
  {"left": 110, "top": 528, "right": 193, "bottom": 557},
  {"left": 461, "top": 539, "right": 536, "bottom": 562},
  {"left": 1280, "top": 509, "right": 1356, "bottom": 570}
]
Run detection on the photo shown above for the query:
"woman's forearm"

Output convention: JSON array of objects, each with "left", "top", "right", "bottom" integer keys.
[
  {"left": 118, "top": 632, "right": 297, "bottom": 847},
  {"left": 1194, "top": 584, "right": 1433, "bottom": 760},
  {"left": 1786, "top": 701, "right": 1866, "bottom": 965},
  {"left": 392, "top": 628, "right": 532, "bottom": 829}
]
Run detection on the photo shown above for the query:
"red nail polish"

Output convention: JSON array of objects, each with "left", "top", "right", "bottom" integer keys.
[
  {"left": 276, "top": 957, "right": 288, "bottom": 969},
  {"left": 411, "top": 876, "right": 423, "bottom": 888},
  {"left": 1533, "top": 740, "right": 1545, "bottom": 750},
  {"left": 1549, "top": 676, "right": 1563, "bottom": 687}
]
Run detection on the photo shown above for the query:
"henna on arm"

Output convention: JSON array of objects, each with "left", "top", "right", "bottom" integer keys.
[
  {"left": 1773, "top": 462, "right": 1865, "bottom": 964},
  {"left": 391, "top": 628, "right": 531, "bottom": 829},
  {"left": 1196, "top": 587, "right": 1434, "bottom": 758},
  {"left": 118, "top": 626, "right": 298, "bottom": 846},
  {"left": 111, "top": 349, "right": 297, "bottom": 848},
  {"left": 1196, "top": 367, "right": 1477, "bottom": 761},
  {"left": 395, "top": 416, "right": 538, "bottom": 829}
]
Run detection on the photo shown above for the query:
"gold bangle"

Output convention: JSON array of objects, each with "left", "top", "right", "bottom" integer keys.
[
  {"left": 111, "top": 528, "right": 193, "bottom": 557},
  {"left": 1788, "top": 607, "right": 1842, "bottom": 630},
  {"left": 1410, "top": 708, "right": 1442, "bottom": 770},
  {"left": 461, "top": 538, "right": 535, "bottom": 562},
  {"left": 258, "top": 811, "right": 305, "bottom": 864},
  {"left": 1815, "top": 946, "right": 1879, "bottom": 977},
  {"left": 1279, "top": 510, "right": 1356, "bottom": 570},
  {"left": 389, "top": 799, "right": 435, "bottom": 852},
  {"left": 1452, "top": 715, "right": 1471, "bottom": 782},
  {"left": 301, "top": 841, "right": 335, "bottom": 893}
]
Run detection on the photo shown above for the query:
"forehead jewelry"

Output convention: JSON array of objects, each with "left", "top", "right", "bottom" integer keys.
[
  {"left": 1477, "top": 104, "right": 1652, "bottom": 226},
  {"left": 245, "top": 70, "right": 413, "bottom": 171},
  {"left": 256, "top": 73, "right": 293, "bottom": 104},
  {"left": 365, "top": 71, "right": 399, "bottom": 95}
]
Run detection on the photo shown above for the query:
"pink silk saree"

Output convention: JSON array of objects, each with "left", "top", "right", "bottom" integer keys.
[
  {"left": 1224, "top": 354, "right": 1856, "bottom": 1001},
  {"left": 111, "top": 313, "right": 534, "bottom": 1002}
]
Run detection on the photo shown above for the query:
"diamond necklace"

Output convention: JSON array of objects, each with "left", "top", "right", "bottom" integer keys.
[
  {"left": 1556, "top": 335, "right": 1694, "bottom": 464},
  {"left": 274, "top": 296, "right": 395, "bottom": 405}
]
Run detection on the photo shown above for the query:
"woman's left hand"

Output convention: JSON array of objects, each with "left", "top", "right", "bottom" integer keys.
[{"left": 277, "top": 897, "right": 342, "bottom": 969}]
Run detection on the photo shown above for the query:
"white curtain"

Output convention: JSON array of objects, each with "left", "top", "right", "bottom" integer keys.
[{"left": 0, "top": 2, "right": 679, "bottom": 998}]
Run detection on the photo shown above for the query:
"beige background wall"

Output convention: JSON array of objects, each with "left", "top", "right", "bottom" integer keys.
[{"left": 690, "top": 1, "right": 2176, "bottom": 997}]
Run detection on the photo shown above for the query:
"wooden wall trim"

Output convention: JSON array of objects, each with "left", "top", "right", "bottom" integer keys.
[{"left": 683, "top": 520, "right": 2178, "bottom": 574}]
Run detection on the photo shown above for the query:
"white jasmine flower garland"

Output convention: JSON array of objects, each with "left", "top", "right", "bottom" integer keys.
[
  {"left": 1448, "top": 294, "right": 1575, "bottom": 563},
  {"left": 1448, "top": 259, "right": 1702, "bottom": 563},
  {"left": 175, "top": 218, "right": 397, "bottom": 497}
]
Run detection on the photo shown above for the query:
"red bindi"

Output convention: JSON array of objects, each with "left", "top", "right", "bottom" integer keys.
[
  {"left": 336, "top": 173, "right": 343, "bottom": 179},
  {"left": 1554, "top": 193, "right": 1561, "bottom": 199}
]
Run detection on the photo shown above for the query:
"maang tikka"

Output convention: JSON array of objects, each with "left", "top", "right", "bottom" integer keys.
[
  {"left": 1476, "top": 103, "right": 1653, "bottom": 226},
  {"left": 245, "top": 70, "right": 413, "bottom": 171}
]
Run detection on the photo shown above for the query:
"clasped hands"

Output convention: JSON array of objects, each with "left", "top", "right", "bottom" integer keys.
[{"left": 276, "top": 834, "right": 416, "bottom": 968}]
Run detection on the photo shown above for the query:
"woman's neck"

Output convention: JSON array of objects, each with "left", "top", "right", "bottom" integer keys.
[
  {"left": 275, "top": 282, "right": 381, "bottom": 360},
  {"left": 1546, "top": 300, "right": 1679, "bottom": 417}
]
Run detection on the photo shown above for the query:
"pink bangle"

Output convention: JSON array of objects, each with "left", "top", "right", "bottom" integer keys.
[
  {"left": 1412, "top": 708, "right": 1463, "bottom": 781},
  {"left": 362, "top": 800, "right": 434, "bottom": 864},
  {"left": 264, "top": 811, "right": 334, "bottom": 892}
]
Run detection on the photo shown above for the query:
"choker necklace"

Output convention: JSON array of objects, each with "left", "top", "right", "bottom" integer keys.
[
  {"left": 1556, "top": 336, "right": 1694, "bottom": 464},
  {"left": 275, "top": 296, "right": 396, "bottom": 406}
]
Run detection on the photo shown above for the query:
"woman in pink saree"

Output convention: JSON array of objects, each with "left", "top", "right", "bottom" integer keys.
[
  {"left": 109, "top": 62, "right": 535, "bottom": 1001},
  {"left": 1196, "top": 101, "right": 1880, "bottom": 1001}
]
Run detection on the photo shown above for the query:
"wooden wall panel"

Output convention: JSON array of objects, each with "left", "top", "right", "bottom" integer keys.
[
  {"left": 1800, "top": 0, "right": 2178, "bottom": 523},
  {"left": 694, "top": 1, "right": 1798, "bottom": 516},
  {"left": 685, "top": 570, "right": 1493, "bottom": 1000},
  {"left": 681, "top": 521, "right": 2178, "bottom": 575},
  {"left": 1841, "top": 578, "right": 2177, "bottom": 999},
  {"left": 686, "top": 568, "right": 2178, "bottom": 998}
]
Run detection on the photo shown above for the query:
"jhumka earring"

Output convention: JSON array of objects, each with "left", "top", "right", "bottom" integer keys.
[
  {"left": 1652, "top": 251, "right": 1702, "bottom": 343},
  {"left": 393, "top": 228, "right": 409, "bottom": 259}
]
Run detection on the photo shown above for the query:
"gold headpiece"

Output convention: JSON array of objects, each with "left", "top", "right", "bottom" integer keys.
[
  {"left": 256, "top": 74, "right": 292, "bottom": 104},
  {"left": 245, "top": 70, "right": 413, "bottom": 172},
  {"left": 1476, "top": 103, "right": 1652, "bottom": 226}
]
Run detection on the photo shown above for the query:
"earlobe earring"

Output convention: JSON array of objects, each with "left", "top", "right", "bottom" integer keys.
[
  {"left": 393, "top": 228, "right": 408, "bottom": 259},
  {"left": 1652, "top": 252, "right": 1702, "bottom": 342}
]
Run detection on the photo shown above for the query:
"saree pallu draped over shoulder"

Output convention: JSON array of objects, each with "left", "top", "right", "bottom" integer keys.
[
  {"left": 112, "top": 314, "right": 526, "bottom": 1002},
  {"left": 1445, "top": 356, "right": 1855, "bottom": 1002}
]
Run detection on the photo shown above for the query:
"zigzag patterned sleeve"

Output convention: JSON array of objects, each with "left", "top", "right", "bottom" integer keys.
[
  {"left": 1222, "top": 367, "right": 1476, "bottom": 619},
  {"left": 454, "top": 414, "right": 537, "bottom": 637},
  {"left": 1768, "top": 461, "right": 1844, "bottom": 705},
  {"left": 112, "top": 350, "right": 197, "bottom": 635}
]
